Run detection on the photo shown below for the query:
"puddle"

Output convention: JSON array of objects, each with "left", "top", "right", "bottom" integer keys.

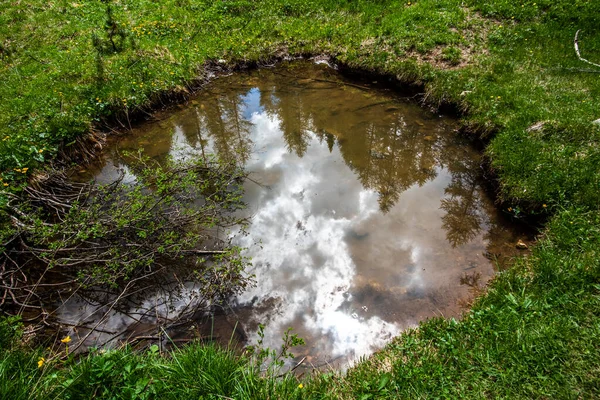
[{"left": 59, "top": 61, "right": 527, "bottom": 369}]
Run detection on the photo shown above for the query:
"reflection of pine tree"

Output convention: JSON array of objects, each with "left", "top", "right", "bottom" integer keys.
[
  {"left": 276, "top": 90, "right": 310, "bottom": 157},
  {"left": 198, "top": 92, "right": 252, "bottom": 164},
  {"left": 314, "top": 130, "right": 336, "bottom": 153},
  {"left": 326, "top": 132, "right": 335, "bottom": 153},
  {"left": 440, "top": 158, "right": 483, "bottom": 247},
  {"left": 192, "top": 109, "right": 210, "bottom": 161},
  {"left": 258, "top": 75, "right": 279, "bottom": 116},
  {"left": 227, "top": 94, "right": 252, "bottom": 164},
  {"left": 336, "top": 115, "right": 439, "bottom": 213}
]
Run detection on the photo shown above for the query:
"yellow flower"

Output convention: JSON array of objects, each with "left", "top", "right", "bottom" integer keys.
[
  {"left": 37, "top": 357, "right": 45, "bottom": 368},
  {"left": 3, "top": 183, "right": 8, "bottom": 187},
  {"left": 298, "top": 383, "right": 304, "bottom": 389},
  {"left": 508, "top": 207, "right": 513, "bottom": 212},
  {"left": 542, "top": 204, "right": 547, "bottom": 208},
  {"left": 61, "top": 336, "right": 72, "bottom": 344}
]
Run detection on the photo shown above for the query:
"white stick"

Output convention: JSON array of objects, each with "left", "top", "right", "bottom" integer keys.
[{"left": 574, "top": 30, "right": 600, "bottom": 69}]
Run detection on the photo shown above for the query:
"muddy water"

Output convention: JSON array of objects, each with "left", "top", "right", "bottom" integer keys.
[{"left": 62, "top": 61, "right": 525, "bottom": 369}]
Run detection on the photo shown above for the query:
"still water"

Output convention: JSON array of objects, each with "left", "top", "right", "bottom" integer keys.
[{"left": 61, "top": 61, "right": 524, "bottom": 368}]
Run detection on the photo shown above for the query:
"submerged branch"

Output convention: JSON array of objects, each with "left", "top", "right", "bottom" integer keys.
[{"left": 0, "top": 156, "right": 253, "bottom": 332}]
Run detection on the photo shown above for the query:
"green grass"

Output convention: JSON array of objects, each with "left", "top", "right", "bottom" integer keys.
[
  {"left": 1, "top": 0, "right": 600, "bottom": 398},
  {"left": 0, "top": 318, "right": 307, "bottom": 399}
]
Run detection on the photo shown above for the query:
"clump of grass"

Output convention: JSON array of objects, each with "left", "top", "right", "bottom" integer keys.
[
  {"left": 0, "top": 318, "right": 45, "bottom": 400},
  {"left": 0, "top": 318, "right": 308, "bottom": 400}
]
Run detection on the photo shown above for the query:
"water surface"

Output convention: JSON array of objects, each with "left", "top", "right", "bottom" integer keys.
[{"left": 63, "top": 61, "right": 524, "bottom": 368}]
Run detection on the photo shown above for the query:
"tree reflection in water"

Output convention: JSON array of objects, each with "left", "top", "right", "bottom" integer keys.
[{"left": 148, "top": 63, "right": 483, "bottom": 240}]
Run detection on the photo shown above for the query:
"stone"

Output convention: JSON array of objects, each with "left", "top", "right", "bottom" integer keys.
[
  {"left": 527, "top": 121, "right": 546, "bottom": 132},
  {"left": 516, "top": 239, "right": 528, "bottom": 250}
]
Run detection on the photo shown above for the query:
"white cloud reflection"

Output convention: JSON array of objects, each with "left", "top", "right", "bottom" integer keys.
[{"left": 233, "top": 111, "right": 401, "bottom": 361}]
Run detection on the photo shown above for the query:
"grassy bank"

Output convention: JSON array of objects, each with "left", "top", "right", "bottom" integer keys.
[{"left": 1, "top": 0, "right": 599, "bottom": 398}]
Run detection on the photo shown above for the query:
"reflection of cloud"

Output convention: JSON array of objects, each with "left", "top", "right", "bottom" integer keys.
[
  {"left": 241, "top": 88, "right": 264, "bottom": 119},
  {"left": 248, "top": 113, "right": 287, "bottom": 170},
  {"left": 93, "top": 161, "right": 137, "bottom": 185},
  {"left": 307, "top": 310, "right": 397, "bottom": 357},
  {"left": 235, "top": 113, "right": 400, "bottom": 358},
  {"left": 169, "top": 125, "right": 195, "bottom": 160},
  {"left": 56, "top": 281, "right": 208, "bottom": 350}
]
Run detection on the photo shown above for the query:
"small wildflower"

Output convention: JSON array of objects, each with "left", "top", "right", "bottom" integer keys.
[
  {"left": 3, "top": 183, "right": 8, "bottom": 187},
  {"left": 61, "top": 336, "right": 72, "bottom": 344},
  {"left": 508, "top": 207, "right": 513, "bottom": 212},
  {"left": 39, "top": 149, "right": 44, "bottom": 153},
  {"left": 38, "top": 357, "right": 45, "bottom": 368},
  {"left": 298, "top": 383, "right": 304, "bottom": 389},
  {"left": 542, "top": 204, "right": 547, "bottom": 208}
]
